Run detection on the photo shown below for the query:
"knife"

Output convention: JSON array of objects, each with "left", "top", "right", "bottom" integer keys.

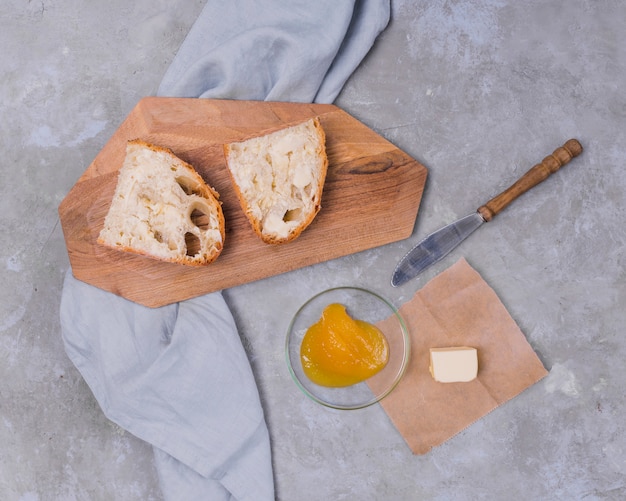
[{"left": 391, "top": 139, "right": 583, "bottom": 287}]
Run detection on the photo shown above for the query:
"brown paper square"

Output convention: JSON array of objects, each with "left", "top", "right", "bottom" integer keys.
[{"left": 374, "top": 258, "right": 548, "bottom": 455}]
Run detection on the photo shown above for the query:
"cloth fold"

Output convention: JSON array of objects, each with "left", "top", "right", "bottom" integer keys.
[
  {"left": 61, "top": 274, "right": 272, "bottom": 499},
  {"left": 158, "top": 0, "right": 390, "bottom": 104},
  {"left": 60, "top": 1, "right": 390, "bottom": 499}
]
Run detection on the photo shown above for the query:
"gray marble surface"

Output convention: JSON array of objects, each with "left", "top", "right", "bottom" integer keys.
[{"left": 2, "top": 1, "right": 624, "bottom": 499}]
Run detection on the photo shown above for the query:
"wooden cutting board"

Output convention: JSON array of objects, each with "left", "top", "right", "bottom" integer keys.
[{"left": 59, "top": 97, "right": 427, "bottom": 307}]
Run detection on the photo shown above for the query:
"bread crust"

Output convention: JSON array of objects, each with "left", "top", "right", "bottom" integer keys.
[
  {"left": 98, "top": 139, "right": 225, "bottom": 266},
  {"left": 223, "top": 117, "right": 328, "bottom": 244}
]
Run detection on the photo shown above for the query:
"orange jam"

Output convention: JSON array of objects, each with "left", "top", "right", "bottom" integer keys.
[{"left": 300, "top": 303, "right": 389, "bottom": 387}]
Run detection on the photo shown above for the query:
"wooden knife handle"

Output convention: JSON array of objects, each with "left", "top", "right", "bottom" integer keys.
[{"left": 477, "top": 139, "right": 583, "bottom": 222}]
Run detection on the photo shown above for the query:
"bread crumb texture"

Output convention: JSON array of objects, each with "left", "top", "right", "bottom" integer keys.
[
  {"left": 98, "top": 140, "right": 225, "bottom": 266},
  {"left": 224, "top": 118, "right": 328, "bottom": 244}
]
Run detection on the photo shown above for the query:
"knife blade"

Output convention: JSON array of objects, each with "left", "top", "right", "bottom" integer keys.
[{"left": 391, "top": 138, "right": 583, "bottom": 287}]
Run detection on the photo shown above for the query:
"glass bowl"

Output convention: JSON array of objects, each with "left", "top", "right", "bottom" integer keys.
[{"left": 286, "top": 286, "right": 410, "bottom": 410}]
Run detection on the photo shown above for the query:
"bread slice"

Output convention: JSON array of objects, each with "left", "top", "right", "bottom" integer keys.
[
  {"left": 98, "top": 139, "right": 225, "bottom": 266},
  {"left": 223, "top": 117, "right": 328, "bottom": 244}
]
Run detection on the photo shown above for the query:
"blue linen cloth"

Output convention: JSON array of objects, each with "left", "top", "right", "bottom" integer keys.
[{"left": 60, "top": 1, "right": 390, "bottom": 499}]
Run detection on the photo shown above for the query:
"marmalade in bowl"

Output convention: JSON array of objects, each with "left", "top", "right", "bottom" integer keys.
[{"left": 300, "top": 303, "right": 389, "bottom": 387}]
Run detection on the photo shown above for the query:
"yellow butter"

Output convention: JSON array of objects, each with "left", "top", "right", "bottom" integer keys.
[{"left": 429, "top": 347, "right": 478, "bottom": 383}]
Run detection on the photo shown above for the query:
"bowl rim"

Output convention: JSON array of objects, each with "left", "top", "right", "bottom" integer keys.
[{"left": 285, "top": 285, "right": 410, "bottom": 410}]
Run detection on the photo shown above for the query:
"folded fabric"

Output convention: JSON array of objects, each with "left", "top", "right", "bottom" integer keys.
[
  {"left": 158, "top": 0, "right": 391, "bottom": 104},
  {"left": 61, "top": 274, "right": 272, "bottom": 499},
  {"left": 60, "top": 1, "right": 390, "bottom": 500}
]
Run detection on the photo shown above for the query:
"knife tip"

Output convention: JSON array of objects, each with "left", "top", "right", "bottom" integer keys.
[{"left": 390, "top": 273, "right": 405, "bottom": 288}]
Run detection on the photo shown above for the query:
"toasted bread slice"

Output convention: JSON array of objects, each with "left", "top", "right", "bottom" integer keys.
[
  {"left": 98, "top": 139, "right": 225, "bottom": 266},
  {"left": 223, "top": 117, "right": 328, "bottom": 244}
]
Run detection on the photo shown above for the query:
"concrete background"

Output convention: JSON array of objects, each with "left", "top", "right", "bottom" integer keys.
[{"left": 1, "top": 0, "right": 624, "bottom": 499}]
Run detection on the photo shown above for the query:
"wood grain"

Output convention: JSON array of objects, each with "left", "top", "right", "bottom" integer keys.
[
  {"left": 477, "top": 139, "right": 582, "bottom": 221},
  {"left": 59, "top": 98, "right": 428, "bottom": 307}
]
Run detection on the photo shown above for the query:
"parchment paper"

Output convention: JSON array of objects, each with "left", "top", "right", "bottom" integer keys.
[{"left": 374, "top": 258, "right": 548, "bottom": 455}]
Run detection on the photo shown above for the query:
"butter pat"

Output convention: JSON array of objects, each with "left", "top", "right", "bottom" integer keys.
[{"left": 429, "top": 347, "right": 478, "bottom": 383}]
